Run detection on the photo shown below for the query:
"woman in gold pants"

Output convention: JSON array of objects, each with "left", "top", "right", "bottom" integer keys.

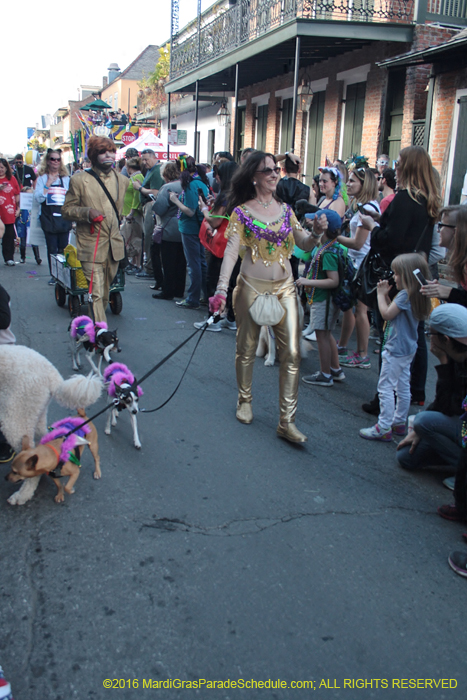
[{"left": 209, "top": 151, "right": 322, "bottom": 444}]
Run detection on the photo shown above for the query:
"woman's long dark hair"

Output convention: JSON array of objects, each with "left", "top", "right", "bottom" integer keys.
[
  {"left": 0, "top": 158, "right": 13, "bottom": 180},
  {"left": 227, "top": 151, "right": 279, "bottom": 214},
  {"left": 212, "top": 161, "right": 238, "bottom": 212},
  {"left": 180, "top": 155, "right": 209, "bottom": 191}
]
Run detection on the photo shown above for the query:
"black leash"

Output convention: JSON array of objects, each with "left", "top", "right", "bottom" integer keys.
[
  {"left": 140, "top": 323, "right": 208, "bottom": 413},
  {"left": 60, "top": 317, "right": 215, "bottom": 436}
]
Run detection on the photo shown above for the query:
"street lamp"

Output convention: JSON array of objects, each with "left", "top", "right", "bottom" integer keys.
[
  {"left": 298, "top": 83, "right": 314, "bottom": 112},
  {"left": 217, "top": 102, "right": 231, "bottom": 127}
]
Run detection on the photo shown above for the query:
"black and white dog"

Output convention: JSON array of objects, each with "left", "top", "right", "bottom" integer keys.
[
  {"left": 70, "top": 315, "right": 119, "bottom": 373},
  {"left": 103, "top": 363, "right": 143, "bottom": 450}
]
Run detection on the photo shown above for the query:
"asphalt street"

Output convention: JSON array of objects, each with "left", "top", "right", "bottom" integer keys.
[{"left": 1, "top": 256, "right": 466, "bottom": 700}]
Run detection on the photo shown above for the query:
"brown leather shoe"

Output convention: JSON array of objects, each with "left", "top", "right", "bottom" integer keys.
[
  {"left": 277, "top": 422, "right": 307, "bottom": 444},
  {"left": 236, "top": 402, "right": 253, "bottom": 424}
]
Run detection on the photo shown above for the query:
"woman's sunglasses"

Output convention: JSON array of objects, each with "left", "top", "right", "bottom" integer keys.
[
  {"left": 48, "top": 157, "right": 61, "bottom": 162},
  {"left": 256, "top": 167, "right": 281, "bottom": 175}
]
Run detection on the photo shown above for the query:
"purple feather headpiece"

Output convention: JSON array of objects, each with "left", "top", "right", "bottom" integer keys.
[
  {"left": 103, "top": 362, "right": 143, "bottom": 397},
  {"left": 40, "top": 416, "right": 91, "bottom": 462},
  {"left": 71, "top": 315, "right": 108, "bottom": 343}
]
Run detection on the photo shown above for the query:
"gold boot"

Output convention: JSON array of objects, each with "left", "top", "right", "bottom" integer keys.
[
  {"left": 277, "top": 422, "right": 307, "bottom": 444},
  {"left": 236, "top": 401, "right": 253, "bottom": 424}
]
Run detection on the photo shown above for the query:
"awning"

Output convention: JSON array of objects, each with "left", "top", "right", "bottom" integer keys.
[{"left": 378, "top": 34, "right": 467, "bottom": 69}]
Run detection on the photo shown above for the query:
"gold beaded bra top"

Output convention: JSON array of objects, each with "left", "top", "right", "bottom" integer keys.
[{"left": 227, "top": 204, "right": 299, "bottom": 270}]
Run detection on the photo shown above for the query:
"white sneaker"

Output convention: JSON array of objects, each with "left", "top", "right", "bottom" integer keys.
[
  {"left": 194, "top": 320, "right": 221, "bottom": 332},
  {"left": 304, "top": 331, "right": 317, "bottom": 341},
  {"left": 220, "top": 317, "right": 237, "bottom": 330},
  {"left": 5, "top": 260, "right": 16, "bottom": 266}
]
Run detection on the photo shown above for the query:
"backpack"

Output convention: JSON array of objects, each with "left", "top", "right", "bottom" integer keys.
[{"left": 329, "top": 243, "right": 357, "bottom": 312}]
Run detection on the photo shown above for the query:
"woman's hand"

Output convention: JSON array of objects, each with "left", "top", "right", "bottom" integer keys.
[
  {"left": 313, "top": 213, "right": 328, "bottom": 235},
  {"left": 169, "top": 191, "right": 180, "bottom": 205},
  {"left": 198, "top": 196, "right": 209, "bottom": 213},
  {"left": 420, "top": 281, "right": 451, "bottom": 299},
  {"left": 209, "top": 294, "right": 226, "bottom": 314},
  {"left": 359, "top": 213, "right": 377, "bottom": 231},
  {"left": 46, "top": 173, "right": 58, "bottom": 188},
  {"left": 396, "top": 430, "right": 420, "bottom": 454},
  {"left": 377, "top": 279, "right": 391, "bottom": 295},
  {"left": 295, "top": 277, "right": 307, "bottom": 288}
]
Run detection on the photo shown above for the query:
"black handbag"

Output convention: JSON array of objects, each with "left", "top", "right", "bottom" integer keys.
[
  {"left": 352, "top": 250, "right": 392, "bottom": 308},
  {"left": 40, "top": 177, "right": 71, "bottom": 234}
]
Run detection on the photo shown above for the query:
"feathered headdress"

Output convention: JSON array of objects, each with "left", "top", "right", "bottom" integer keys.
[
  {"left": 345, "top": 154, "right": 369, "bottom": 172},
  {"left": 40, "top": 416, "right": 91, "bottom": 462},
  {"left": 70, "top": 315, "right": 108, "bottom": 343},
  {"left": 103, "top": 362, "right": 143, "bottom": 398}
]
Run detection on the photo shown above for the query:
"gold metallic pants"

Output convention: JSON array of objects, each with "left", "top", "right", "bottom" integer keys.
[
  {"left": 81, "top": 258, "right": 119, "bottom": 323},
  {"left": 233, "top": 274, "right": 301, "bottom": 424}
]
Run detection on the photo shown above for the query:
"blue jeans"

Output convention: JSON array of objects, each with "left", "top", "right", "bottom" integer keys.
[
  {"left": 181, "top": 233, "right": 207, "bottom": 305},
  {"left": 397, "top": 411, "right": 462, "bottom": 471}
]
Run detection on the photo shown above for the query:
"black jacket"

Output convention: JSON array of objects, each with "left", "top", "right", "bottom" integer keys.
[{"left": 370, "top": 189, "right": 432, "bottom": 266}]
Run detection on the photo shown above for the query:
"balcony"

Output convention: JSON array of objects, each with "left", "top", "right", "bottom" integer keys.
[{"left": 168, "top": 0, "right": 466, "bottom": 90}]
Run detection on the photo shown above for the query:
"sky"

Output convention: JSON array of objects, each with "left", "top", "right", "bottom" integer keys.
[{"left": 2, "top": 0, "right": 211, "bottom": 156}]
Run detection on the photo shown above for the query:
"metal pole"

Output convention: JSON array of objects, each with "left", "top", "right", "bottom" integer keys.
[
  {"left": 167, "top": 93, "right": 171, "bottom": 161},
  {"left": 128, "top": 88, "right": 130, "bottom": 116},
  {"left": 232, "top": 63, "right": 239, "bottom": 160},
  {"left": 290, "top": 36, "right": 301, "bottom": 153},
  {"left": 194, "top": 80, "right": 199, "bottom": 161}
]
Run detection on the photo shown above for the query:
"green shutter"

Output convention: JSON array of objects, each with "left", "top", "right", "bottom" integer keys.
[
  {"left": 305, "top": 91, "right": 325, "bottom": 181},
  {"left": 342, "top": 82, "right": 366, "bottom": 160}
]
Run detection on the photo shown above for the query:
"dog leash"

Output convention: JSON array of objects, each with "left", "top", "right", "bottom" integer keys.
[
  {"left": 87, "top": 215, "right": 104, "bottom": 322},
  {"left": 139, "top": 321, "right": 211, "bottom": 413},
  {"left": 59, "top": 316, "right": 217, "bottom": 435}
]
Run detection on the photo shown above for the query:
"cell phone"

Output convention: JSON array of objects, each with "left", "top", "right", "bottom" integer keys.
[
  {"left": 413, "top": 268, "right": 429, "bottom": 286},
  {"left": 148, "top": 193, "right": 156, "bottom": 202},
  {"left": 198, "top": 188, "right": 207, "bottom": 205}
]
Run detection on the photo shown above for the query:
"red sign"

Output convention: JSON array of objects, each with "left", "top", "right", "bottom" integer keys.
[{"left": 121, "top": 131, "right": 136, "bottom": 145}]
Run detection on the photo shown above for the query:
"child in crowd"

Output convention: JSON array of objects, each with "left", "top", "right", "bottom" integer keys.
[
  {"left": 297, "top": 209, "right": 345, "bottom": 387},
  {"left": 360, "top": 253, "right": 431, "bottom": 441}
]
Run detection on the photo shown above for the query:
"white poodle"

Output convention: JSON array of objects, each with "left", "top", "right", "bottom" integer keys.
[{"left": 0, "top": 345, "right": 102, "bottom": 505}]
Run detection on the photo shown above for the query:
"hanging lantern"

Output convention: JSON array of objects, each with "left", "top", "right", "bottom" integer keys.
[
  {"left": 145, "top": 86, "right": 152, "bottom": 96},
  {"left": 137, "top": 90, "right": 144, "bottom": 99},
  {"left": 217, "top": 102, "right": 230, "bottom": 127},
  {"left": 298, "top": 83, "right": 314, "bottom": 113}
]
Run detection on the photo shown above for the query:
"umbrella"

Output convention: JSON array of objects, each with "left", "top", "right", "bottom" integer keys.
[
  {"left": 81, "top": 99, "right": 112, "bottom": 111},
  {"left": 116, "top": 132, "right": 186, "bottom": 160}
]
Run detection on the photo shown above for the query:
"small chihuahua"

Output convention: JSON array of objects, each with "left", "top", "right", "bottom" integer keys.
[{"left": 6, "top": 409, "right": 100, "bottom": 504}]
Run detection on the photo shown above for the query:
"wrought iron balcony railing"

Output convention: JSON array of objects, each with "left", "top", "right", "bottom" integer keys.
[
  {"left": 169, "top": 0, "right": 467, "bottom": 81},
  {"left": 170, "top": 0, "right": 416, "bottom": 80}
]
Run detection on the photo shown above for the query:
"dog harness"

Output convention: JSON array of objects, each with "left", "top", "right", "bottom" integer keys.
[{"left": 46, "top": 443, "right": 81, "bottom": 479}]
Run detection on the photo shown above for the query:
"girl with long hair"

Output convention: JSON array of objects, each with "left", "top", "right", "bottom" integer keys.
[
  {"left": 421, "top": 206, "right": 467, "bottom": 305},
  {"left": 316, "top": 167, "right": 346, "bottom": 219},
  {"left": 360, "top": 253, "right": 431, "bottom": 441},
  {"left": 169, "top": 155, "right": 210, "bottom": 308},
  {"left": 34, "top": 149, "right": 71, "bottom": 284},
  {"left": 198, "top": 160, "right": 238, "bottom": 301},
  {"left": 208, "top": 151, "right": 320, "bottom": 444},
  {"left": 335, "top": 165, "right": 380, "bottom": 368},
  {"left": 0, "top": 158, "right": 21, "bottom": 265}
]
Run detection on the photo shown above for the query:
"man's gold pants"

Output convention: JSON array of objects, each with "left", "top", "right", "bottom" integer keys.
[
  {"left": 233, "top": 274, "right": 301, "bottom": 424},
  {"left": 81, "top": 258, "right": 119, "bottom": 323}
]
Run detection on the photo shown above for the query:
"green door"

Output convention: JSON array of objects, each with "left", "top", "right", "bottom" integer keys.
[
  {"left": 449, "top": 96, "right": 467, "bottom": 204},
  {"left": 342, "top": 82, "right": 366, "bottom": 160},
  {"left": 256, "top": 104, "right": 268, "bottom": 151},
  {"left": 305, "top": 91, "right": 325, "bottom": 182},
  {"left": 280, "top": 98, "right": 294, "bottom": 153}
]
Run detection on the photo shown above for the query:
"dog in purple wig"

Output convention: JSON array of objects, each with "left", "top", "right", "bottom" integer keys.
[
  {"left": 70, "top": 315, "right": 119, "bottom": 373},
  {"left": 103, "top": 363, "right": 143, "bottom": 449}
]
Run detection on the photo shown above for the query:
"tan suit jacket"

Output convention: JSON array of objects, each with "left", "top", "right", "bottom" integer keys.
[{"left": 62, "top": 168, "right": 129, "bottom": 263}]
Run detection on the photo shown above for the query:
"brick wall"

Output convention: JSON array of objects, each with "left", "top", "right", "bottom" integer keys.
[
  {"left": 429, "top": 67, "right": 467, "bottom": 193},
  {"left": 400, "top": 24, "right": 458, "bottom": 148},
  {"left": 238, "top": 40, "right": 407, "bottom": 168}
]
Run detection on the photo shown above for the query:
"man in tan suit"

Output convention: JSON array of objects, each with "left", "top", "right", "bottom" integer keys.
[{"left": 62, "top": 136, "right": 128, "bottom": 322}]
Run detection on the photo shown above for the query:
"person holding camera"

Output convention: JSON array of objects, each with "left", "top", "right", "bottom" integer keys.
[{"left": 169, "top": 156, "right": 210, "bottom": 309}]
